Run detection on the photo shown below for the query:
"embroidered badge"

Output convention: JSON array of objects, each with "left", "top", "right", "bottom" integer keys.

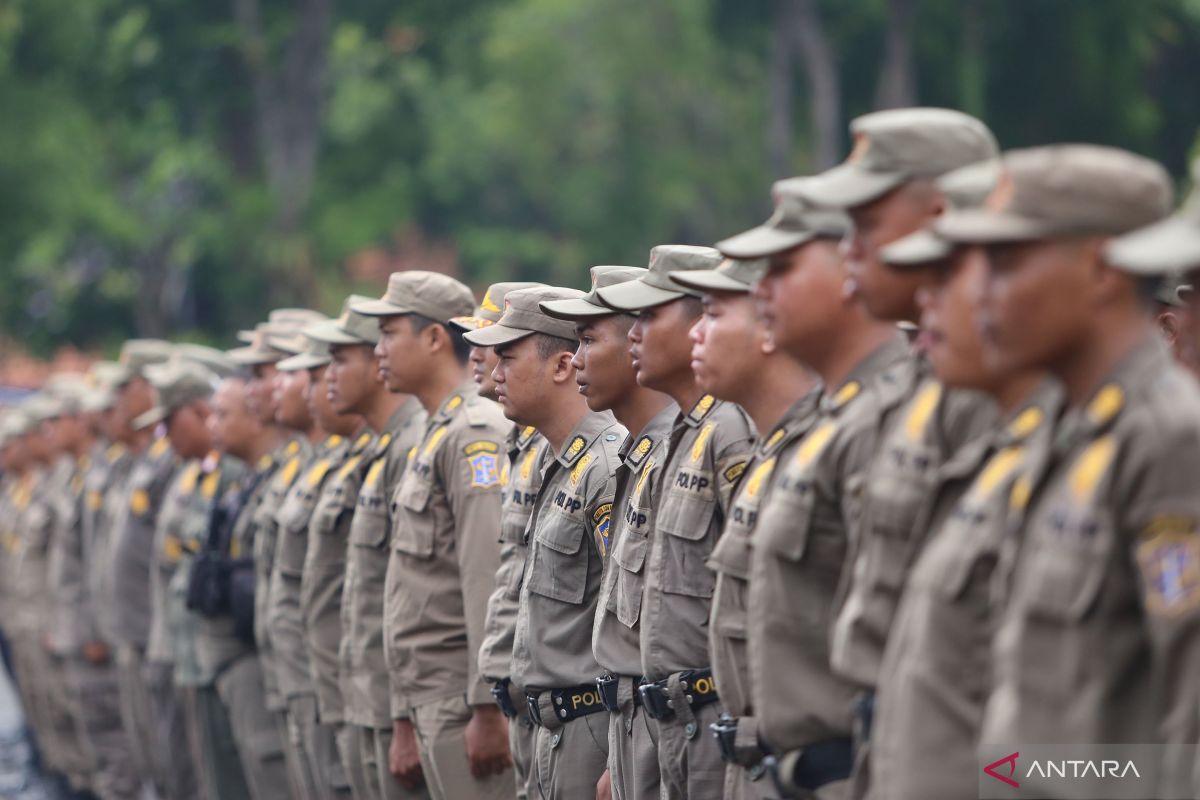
[
  {"left": 571, "top": 453, "right": 594, "bottom": 486},
  {"left": 565, "top": 436, "right": 586, "bottom": 461},
  {"left": 691, "top": 424, "right": 715, "bottom": 464},
  {"left": 1137, "top": 518, "right": 1200, "bottom": 615},
  {"left": 307, "top": 460, "right": 332, "bottom": 488},
  {"left": 464, "top": 441, "right": 500, "bottom": 456},
  {"left": 468, "top": 452, "right": 501, "bottom": 488},
  {"left": 594, "top": 502, "right": 613, "bottom": 557},
  {"left": 743, "top": 458, "right": 777, "bottom": 499},
  {"left": 723, "top": 462, "right": 747, "bottom": 484}
]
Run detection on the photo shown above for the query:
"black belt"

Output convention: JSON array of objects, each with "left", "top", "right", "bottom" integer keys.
[
  {"left": 525, "top": 685, "right": 607, "bottom": 727},
  {"left": 638, "top": 668, "right": 719, "bottom": 721},
  {"left": 764, "top": 737, "right": 853, "bottom": 795},
  {"left": 490, "top": 678, "right": 518, "bottom": 719},
  {"left": 853, "top": 689, "right": 875, "bottom": 742},
  {"left": 595, "top": 673, "right": 643, "bottom": 713}
]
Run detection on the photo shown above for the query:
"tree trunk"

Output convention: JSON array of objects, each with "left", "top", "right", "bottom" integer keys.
[
  {"left": 789, "top": 0, "right": 843, "bottom": 170},
  {"left": 768, "top": 12, "right": 795, "bottom": 178},
  {"left": 959, "top": 0, "right": 986, "bottom": 117},
  {"left": 232, "top": 0, "right": 334, "bottom": 233},
  {"left": 875, "top": 0, "right": 918, "bottom": 110}
]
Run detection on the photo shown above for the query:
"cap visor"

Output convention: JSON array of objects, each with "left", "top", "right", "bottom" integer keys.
[
  {"left": 132, "top": 407, "right": 166, "bottom": 431},
  {"left": 305, "top": 321, "right": 372, "bottom": 346},
  {"left": 880, "top": 230, "right": 954, "bottom": 268},
  {"left": 933, "top": 210, "right": 1051, "bottom": 245},
  {"left": 668, "top": 269, "right": 752, "bottom": 293},
  {"left": 1106, "top": 216, "right": 1200, "bottom": 276},
  {"left": 595, "top": 280, "right": 684, "bottom": 312},
  {"left": 449, "top": 316, "right": 493, "bottom": 332},
  {"left": 462, "top": 324, "right": 534, "bottom": 348},
  {"left": 277, "top": 353, "right": 330, "bottom": 372},
  {"left": 716, "top": 225, "right": 817, "bottom": 259},
  {"left": 795, "top": 163, "right": 906, "bottom": 210},
  {"left": 539, "top": 297, "right": 617, "bottom": 321},
  {"left": 349, "top": 298, "right": 412, "bottom": 317},
  {"left": 227, "top": 347, "right": 284, "bottom": 366}
]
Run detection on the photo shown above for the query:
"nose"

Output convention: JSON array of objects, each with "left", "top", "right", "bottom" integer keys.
[
  {"left": 628, "top": 319, "right": 643, "bottom": 344},
  {"left": 688, "top": 316, "right": 705, "bottom": 345},
  {"left": 373, "top": 340, "right": 385, "bottom": 359},
  {"left": 570, "top": 346, "right": 584, "bottom": 372},
  {"left": 491, "top": 363, "right": 505, "bottom": 384},
  {"left": 915, "top": 285, "right": 934, "bottom": 313}
]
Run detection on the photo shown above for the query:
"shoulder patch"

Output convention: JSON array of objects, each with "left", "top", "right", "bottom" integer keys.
[
  {"left": 690, "top": 424, "right": 715, "bottom": 464},
  {"left": 423, "top": 426, "right": 449, "bottom": 456},
  {"left": 571, "top": 453, "right": 594, "bottom": 486},
  {"left": 336, "top": 455, "right": 364, "bottom": 482},
  {"left": 464, "top": 440, "right": 500, "bottom": 456},
  {"left": 1137, "top": 518, "right": 1200, "bottom": 615},
  {"left": 594, "top": 502, "right": 613, "bottom": 557},
  {"left": 564, "top": 436, "right": 587, "bottom": 463},
  {"left": 1086, "top": 384, "right": 1124, "bottom": 427},
  {"left": 723, "top": 461, "right": 747, "bottom": 484},
  {"left": 467, "top": 451, "right": 501, "bottom": 488},
  {"left": 687, "top": 394, "right": 716, "bottom": 423}
]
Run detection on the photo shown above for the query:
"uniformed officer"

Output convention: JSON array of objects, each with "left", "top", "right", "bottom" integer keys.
[
  {"left": 301, "top": 297, "right": 386, "bottom": 797},
  {"left": 353, "top": 272, "right": 513, "bottom": 800},
  {"left": 465, "top": 286, "right": 626, "bottom": 799},
  {"left": 96, "top": 339, "right": 178, "bottom": 797},
  {"left": 867, "top": 161, "right": 1060, "bottom": 800},
  {"left": 337, "top": 298, "right": 428, "bottom": 800},
  {"left": 936, "top": 145, "right": 1198, "bottom": 797},
  {"left": 745, "top": 178, "right": 911, "bottom": 799},
  {"left": 689, "top": 198, "right": 848, "bottom": 800},
  {"left": 269, "top": 331, "right": 363, "bottom": 800},
  {"left": 540, "top": 266, "right": 676, "bottom": 800},
  {"left": 138, "top": 352, "right": 242, "bottom": 800},
  {"left": 454, "top": 281, "right": 548, "bottom": 800},
  {"left": 596, "top": 245, "right": 755, "bottom": 800}
]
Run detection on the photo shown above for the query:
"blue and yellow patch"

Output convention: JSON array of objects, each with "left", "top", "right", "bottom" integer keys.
[
  {"left": 1138, "top": 518, "right": 1200, "bottom": 616},
  {"left": 468, "top": 452, "right": 501, "bottom": 488},
  {"left": 594, "top": 502, "right": 613, "bottom": 557}
]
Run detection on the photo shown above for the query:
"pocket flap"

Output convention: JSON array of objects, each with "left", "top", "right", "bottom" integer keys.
[
  {"left": 535, "top": 518, "right": 585, "bottom": 556},
  {"left": 611, "top": 528, "right": 649, "bottom": 574}
]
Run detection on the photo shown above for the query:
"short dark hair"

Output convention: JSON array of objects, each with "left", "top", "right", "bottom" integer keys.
[
  {"left": 409, "top": 314, "right": 471, "bottom": 364},
  {"left": 533, "top": 333, "right": 579, "bottom": 360},
  {"left": 678, "top": 295, "right": 704, "bottom": 321}
]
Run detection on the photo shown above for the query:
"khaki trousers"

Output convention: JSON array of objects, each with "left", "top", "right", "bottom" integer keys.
[
  {"left": 410, "top": 694, "right": 516, "bottom": 800},
  {"left": 606, "top": 695, "right": 659, "bottom": 800},
  {"left": 68, "top": 658, "right": 142, "bottom": 799},
  {"left": 214, "top": 655, "right": 291, "bottom": 800},
  {"left": 648, "top": 697, "right": 725, "bottom": 800}
]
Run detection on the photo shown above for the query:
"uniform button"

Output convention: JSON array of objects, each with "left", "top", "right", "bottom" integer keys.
[
  {"left": 685, "top": 722, "right": 697, "bottom": 740},
  {"left": 550, "top": 732, "right": 562, "bottom": 749}
]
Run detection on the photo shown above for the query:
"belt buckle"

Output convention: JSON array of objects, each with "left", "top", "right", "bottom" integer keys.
[
  {"left": 710, "top": 713, "right": 739, "bottom": 764},
  {"left": 525, "top": 693, "right": 543, "bottom": 727},
  {"left": 637, "top": 681, "right": 673, "bottom": 721},
  {"left": 595, "top": 674, "right": 619, "bottom": 713}
]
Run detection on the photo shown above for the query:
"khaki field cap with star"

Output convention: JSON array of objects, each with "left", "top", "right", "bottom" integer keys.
[
  {"left": 133, "top": 358, "right": 220, "bottom": 430},
  {"left": 934, "top": 145, "right": 1173, "bottom": 254},
  {"left": 113, "top": 339, "right": 173, "bottom": 385},
  {"left": 351, "top": 269, "right": 476, "bottom": 322},
  {"left": 881, "top": 158, "right": 1002, "bottom": 267},
  {"left": 540, "top": 266, "right": 648, "bottom": 320},
  {"left": 595, "top": 244, "right": 722, "bottom": 310},
  {"left": 668, "top": 257, "right": 768, "bottom": 294},
  {"left": 450, "top": 281, "right": 547, "bottom": 332},
  {"left": 716, "top": 179, "right": 851, "bottom": 259},
  {"left": 462, "top": 286, "right": 585, "bottom": 347},
  {"left": 1107, "top": 158, "right": 1200, "bottom": 276},
  {"left": 227, "top": 314, "right": 323, "bottom": 367},
  {"left": 796, "top": 107, "right": 998, "bottom": 210},
  {"left": 306, "top": 294, "right": 382, "bottom": 346}
]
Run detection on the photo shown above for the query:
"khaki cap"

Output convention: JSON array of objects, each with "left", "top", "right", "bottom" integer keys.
[
  {"left": 227, "top": 323, "right": 290, "bottom": 366},
  {"left": 882, "top": 159, "right": 1002, "bottom": 267},
  {"left": 278, "top": 333, "right": 332, "bottom": 372},
  {"left": 934, "top": 145, "right": 1173, "bottom": 263},
  {"left": 175, "top": 343, "right": 239, "bottom": 378},
  {"left": 450, "top": 282, "right": 547, "bottom": 331},
  {"left": 45, "top": 374, "right": 89, "bottom": 415},
  {"left": 595, "top": 245, "right": 722, "bottom": 310},
  {"left": 236, "top": 308, "right": 326, "bottom": 344},
  {"left": 306, "top": 295, "right": 381, "bottom": 346},
  {"left": 462, "top": 287, "right": 584, "bottom": 348},
  {"left": 0, "top": 410, "right": 32, "bottom": 440},
  {"left": 25, "top": 394, "right": 65, "bottom": 424},
  {"left": 113, "top": 339, "right": 173, "bottom": 385},
  {"left": 1106, "top": 161, "right": 1200, "bottom": 276},
  {"left": 80, "top": 361, "right": 126, "bottom": 413},
  {"left": 717, "top": 181, "right": 851, "bottom": 259},
  {"left": 540, "top": 266, "right": 648, "bottom": 320},
  {"left": 796, "top": 107, "right": 998, "bottom": 210},
  {"left": 669, "top": 258, "right": 768, "bottom": 294},
  {"left": 134, "top": 359, "right": 219, "bottom": 430},
  {"left": 351, "top": 270, "right": 476, "bottom": 322}
]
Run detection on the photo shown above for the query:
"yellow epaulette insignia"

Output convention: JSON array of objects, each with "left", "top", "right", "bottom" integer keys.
[
  {"left": 326, "top": 435, "right": 343, "bottom": 449},
  {"left": 627, "top": 435, "right": 653, "bottom": 468},
  {"left": 353, "top": 433, "right": 372, "bottom": 452},
  {"left": 377, "top": 433, "right": 393, "bottom": 452},
  {"left": 518, "top": 425, "right": 537, "bottom": 446},
  {"left": 307, "top": 460, "right": 332, "bottom": 488},
  {"left": 1067, "top": 434, "right": 1117, "bottom": 502},
  {"left": 764, "top": 428, "right": 786, "bottom": 452},
  {"left": 130, "top": 489, "right": 150, "bottom": 516},
  {"left": 688, "top": 394, "right": 716, "bottom": 422},
  {"left": 691, "top": 424, "right": 715, "bottom": 464},
  {"left": 179, "top": 465, "right": 200, "bottom": 495},
  {"left": 520, "top": 445, "right": 540, "bottom": 482},
  {"left": 796, "top": 420, "right": 837, "bottom": 468},
  {"left": 336, "top": 455, "right": 363, "bottom": 482},
  {"left": 106, "top": 443, "right": 125, "bottom": 462},
  {"left": 743, "top": 458, "right": 777, "bottom": 499},
  {"left": 286, "top": 440, "right": 302, "bottom": 456},
  {"left": 564, "top": 435, "right": 587, "bottom": 462},
  {"left": 571, "top": 453, "right": 594, "bottom": 486},
  {"left": 974, "top": 446, "right": 1024, "bottom": 498},
  {"left": 904, "top": 383, "right": 943, "bottom": 442},
  {"left": 280, "top": 457, "right": 302, "bottom": 489},
  {"left": 422, "top": 427, "right": 446, "bottom": 456},
  {"left": 201, "top": 470, "right": 222, "bottom": 499},
  {"left": 832, "top": 381, "right": 861, "bottom": 411},
  {"left": 407, "top": 445, "right": 417, "bottom": 462},
  {"left": 445, "top": 395, "right": 463, "bottom": 413},
  {"left": 257, "top": 454, "right": 274, "bottom": 470},
  {"left": 1087, "top": 384, "right": 1124, "bottom": 427},
  {"left": 163, "top": 535, "right": 182, "bottom": 563},
  {"left": 87, "top": 490, "right": 103, "bottom": 511},
  {"left": 1007, "top": 407, "right": 1043, "bottom": 440},
  {"left": 1009, "top": 475, "right": 1032, "bottom": 511},
  {"left": 150, "top": 437, "right": 170, "bottom": 458},
  {"left": 364, "top": 459, "right": 385, "bottom": 489}
]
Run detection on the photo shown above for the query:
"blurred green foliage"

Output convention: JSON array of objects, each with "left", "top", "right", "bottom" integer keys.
[{"left": 1, "top": 0, "right": 1199, "bottom": 354}]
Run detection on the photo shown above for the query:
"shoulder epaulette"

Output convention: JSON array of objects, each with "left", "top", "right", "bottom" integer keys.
[
  {"left": 627, "top": 434, "right": 654, "bottom": 469},
  {"left": 687, "top": 394, "right": 717, "bottom": 424},
  {"left": 516, "top": 425, "right": 538, "bottom": 448}
]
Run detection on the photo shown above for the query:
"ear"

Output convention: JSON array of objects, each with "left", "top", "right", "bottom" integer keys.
[
  {"left": 1088, "top": 237, "right": 1131, "bottom": 307},
  {"left": 759, "top": 321, "right": 777, "bottom": 356},
  {"left": 423, "top": 321, "right": 447, "bottom": 354},
  {"left": 551, "top": 350, "right": 576, "bottom": 384},
  {"left": 1158, "top": 309, "right": 1181, "bottom": 347}
]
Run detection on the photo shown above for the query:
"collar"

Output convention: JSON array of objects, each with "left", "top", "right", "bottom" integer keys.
[
  {"left": 1076, "top": 333, "right": 1169, "bottom": 437},
  {"left": 818, "top": 334, "right": 911, "bottom": 416},
  {"left": 555, "top": 412, "right": 618, "bottom": 469},
  {"left": 516, "top": 425, "right": 538, "bottom": 449},
  {"left": 758, "top": 387, "right": 823, "bottom": 457},
  {"left": 432, "top": 380, "right": 477, "bottom": 424},
  {"left": 622, "top": 402, "right": 678, "bottom": 470}
]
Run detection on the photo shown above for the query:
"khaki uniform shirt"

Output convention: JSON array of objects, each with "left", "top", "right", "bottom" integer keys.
[
  {"left": 385, "top": 382, "right": 509, "bottom": 713},
  {"left": 592, "top": 403, "right": 678, "bottom": 679},
  {"left": 640, "top": 395, "right": 754, "bottom": 680},
  {"left": 303, "top": 431, "right": 376, "bottom": 725},
  {"left": 709, "top": 391, "right": 821, "bottom": 722},
  {"left": 831, "top": 377, "right": 997, "bottom": 689},
  {"left": 268, "top": 434, "right": 350, "bottom": 702},
  {"left": 253, "top": 438, "right": 311, "bottom": 711},
  {"left": 103, "top": 437, "right": 178, "bottom": 651},
  {"left": 12, "top": 462, "right": 63, "bottom": 643},
  {"left": 478, "top": 425, "right": 548, "bottom": 684},
  {"left": 512, "top": 412, "right": 625, "bottom": 693},
  {"left": 982, "top": 338, "right": 1200, "bottom": 795},
  {"left": 85, "top": 443, "right": 136, "bottom": 648},
  {"left": 341, "top": 400, "right": 426, "bottom": 729},
  {"left": 46, "top": 451, "right": 98, "bottom": 656},
  {"left": 872, "top": 382, "right": 1059, "bottom": 800},
  {"left": 748, "top": 336, "right": 911, "bottom": 752}
]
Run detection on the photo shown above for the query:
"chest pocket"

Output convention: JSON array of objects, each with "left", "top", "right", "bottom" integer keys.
[
  {"left": 393, "top": 473, "right": 435, "bottom": 559},
  {"left": 657, "top": 468, "right": 719, "bottom": 598},
  {"left": 708, "top": 522, "right": 752, "bottom": 582},
  {"left": 609, "top": 518, "right": 651, "bottom": 627},
  {"left": 352, "top": 462, "right": 391, "bottom": 551},
  {"left": 757, "top": 470, "right": 827, "bottom": 564},
  {"left": 526, "top": 506, "right": 588, "bottom": 605},
  {"left": 1019, "top": 506, "right": 1113, "bottom": 623}
]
